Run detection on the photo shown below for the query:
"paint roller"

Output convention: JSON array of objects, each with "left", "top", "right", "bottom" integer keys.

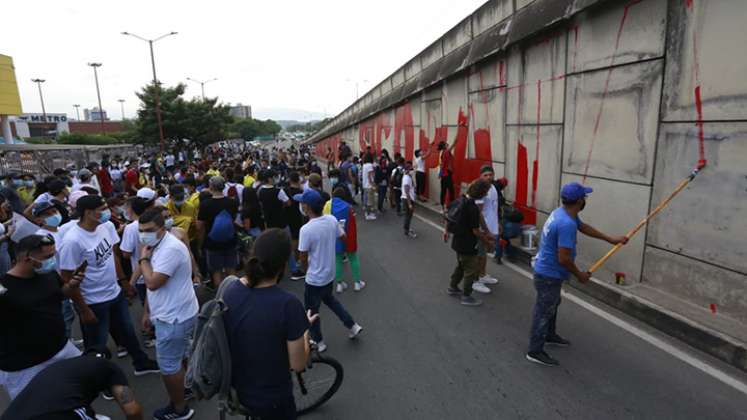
[{"left": 587, "top": 163, "right": 705, "bottom": 274}]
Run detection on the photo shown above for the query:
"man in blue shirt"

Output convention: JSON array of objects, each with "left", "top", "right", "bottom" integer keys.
[{"left": 526, "top": 182, "right": 627, "bottom": 366}]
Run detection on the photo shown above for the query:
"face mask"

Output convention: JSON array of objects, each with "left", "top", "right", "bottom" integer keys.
[
  {"left": 330, "top": 177, "right": 339, "bottom": 184},
  {"left": 34, "top": 257, "right": 57, "bottom": 274},
  {"left": 165, "top": 218, "right": 174, "bottom": 230},
  {"left": 98, "top": 209, "right": 112, "bottom": 224},
  {"left": 174, "top": 199, "right": 185, "bottom": 206},
  {"left": 24, "top": 180, "right": 34, "bottom": 188},
  {"left": 45, "top": 213, "right": 62, "bottom": 227},
  {"left": 139, "top": 231, "right": 159, "bottom": 246},
  {"left": 12, "top": 179, "right": 23, "bottom": 187}
]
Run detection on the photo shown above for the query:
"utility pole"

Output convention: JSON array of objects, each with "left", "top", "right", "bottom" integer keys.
[
  {"left": 87, "top": 63, "right": 106, "bottom": 134},
  {"left": 118, "top": 99, "right": 126, "bottom": 120},
  {"left": 31, "top": 79, "right": 47, "bottom": 122},
  {"left": 73, "top": 104, "right": 81, "bottom": 121},
  {"left": 122, "top": 31, "right": 178, "bottom": 152},
  {"left": 186, "top": 77, "right": 218, "bottom": 100}
]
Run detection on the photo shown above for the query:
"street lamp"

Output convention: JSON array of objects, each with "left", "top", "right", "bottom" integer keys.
[
  {"left": 186, "top": 77, "right": 218, "bottom": 100},
  {"left": 121, "top": 31, "right": 178, "bottom": 152},
  {"left": 31, "top": 78, "right": 47, "bottom": 122},
  {"left": 118, "top": 99, "right": 126, "bottom": 120},
  {"left": 87, "top": 63, "right": 106, "bottom": 134},
  {"left": 73, "top": 104, "right": 81, "bottom": 121},
  {"left": 346, "top": 78, "right": 369, "bottom": 100}
]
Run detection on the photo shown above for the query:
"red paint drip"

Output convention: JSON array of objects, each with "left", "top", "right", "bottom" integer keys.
[
  {"left": 694, "top": 86, "right": 707, "bottom": 168},
  {"left": 572, "top": 25, "right": 580, "bottom": 73},
  {"left": 686, "top": 0, "right": 694, "bottom": 9},
  {"left": 709, "top": 303, "right": 717, "bottom": 314},
  {"left": 498, "top": 60, "right": 506, "bottom": 86}
]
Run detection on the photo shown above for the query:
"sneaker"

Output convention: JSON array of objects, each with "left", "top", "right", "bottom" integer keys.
[
  {"left": 354, "top": 281, "right": 366, "bottom": 292},
  {"left": 101, "top": 390, "right": 114, "bottom": 400},
  {"left": 460, "top": 296, "right": 483, "bottom": 306},
  {"left": 183, "top": 387, "right": 195, "bottom": 401},
  {"left": 336, "top": 282, "right": 345, "bottom": 294},
  {"left": 348, "top": 323, "right": 363, "bottom": 339},
  {"left": 447, "top": 287, "right": 462, "bottom": 296},
  {"left": 406, "top": 230, "right": 418, "bottom": 239},
  {"left": 95, "top": 415, "right": 112, "bottom": 420},
  {"left": 479, "top": 275, "right": 499, "bottom": 285},
  {"left": 494, "top": 256, "right": 503, "bottom": 265},
  {"left": 546, "top": 335, "right": 571, "bottom": 347},
  {"left": 290, "top": 270, "right": 306, "bottom": 281},
  {"left": 153, "top": 404, "right": 194, "bottom": 420},
  {"left": 526, "top": 351, "right": 559, "bottom": 366},
  {"left": 143, "top": 338, "right": 156, "bottom": 348},
  {"left": 72, "top": 338, "right": 85, "bottom": 349},
  {"left": 342, "top": 255, "right": 349, "bottom": 263},
  {"left": 311, "top": 340, "right": 327, "bottom": 353},
  {"left": 471, "top": 282, "right": 492, "bottom": 294},
  {"left": 116, "top": 346, "right": 128, "bottom": 358},
  {"left": 133, "top": 359, "right": 160, "bottom": 376}
]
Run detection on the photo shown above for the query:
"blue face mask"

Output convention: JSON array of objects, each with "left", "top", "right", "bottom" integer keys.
[
  {"left": 34, "top": 257, "right": 57, "bottom": 274},
  {"left": 12, "top": 179, "right": 23, "bottom": 187},
  {"left": 164, "top": 217, "right": 174, "bottom": 230},
  {"left": 99, "top": 209, "right": 112, "bottom": 224},
  {"left": 45, "top": 213, "right": 62, "bottom": 227},
  {"left": 24, "top": 180, "right": 34, "bottom": 188}
]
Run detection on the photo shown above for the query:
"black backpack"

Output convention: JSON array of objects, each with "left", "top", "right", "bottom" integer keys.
[
  {"left": 391, "top": 167, "right": 403, "bottom": 189},
  {"left": 445, "top": 196, "right": 466, "bottom": 234}
]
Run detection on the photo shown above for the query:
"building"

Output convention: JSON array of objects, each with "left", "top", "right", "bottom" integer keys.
[
  {"left": 229, "top": 103, "right": 252, "bottom": 119},
  {"left": 84, "top": 107, "right": 108, "bottom": 121},
  {"left": 13, "top": 113, "right": 69, "bottom": 137},
  {"left": 0, "top": 54, "right": 23, "bottom": 144}
]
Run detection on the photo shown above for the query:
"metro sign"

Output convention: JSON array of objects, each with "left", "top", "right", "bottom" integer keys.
[{"left": 18, "top": 113, "right": 68, "bottom": 123}]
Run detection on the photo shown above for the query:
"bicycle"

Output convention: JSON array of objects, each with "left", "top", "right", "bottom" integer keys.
[{"left": 221, "top": 348, "right": 344, "bottom": 419}]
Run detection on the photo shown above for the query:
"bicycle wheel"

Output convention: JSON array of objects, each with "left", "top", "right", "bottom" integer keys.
[{"left": 294, "top": 353, "right": 344, "bottom": 416}]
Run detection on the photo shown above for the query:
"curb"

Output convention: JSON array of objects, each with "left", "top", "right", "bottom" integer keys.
[{"left": 416, "top": 202, "right": 747, "bottom": 373}]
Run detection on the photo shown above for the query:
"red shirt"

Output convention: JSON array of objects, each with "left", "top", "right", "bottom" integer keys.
[
  {"left": 440, "top": 149, "right": 453, "bottom": 177},
  {"left": 125, "top": 169, "right": 139, "bottom": 193},
  {"left": 97, "top": 169, "right": 113, "bottom": 194}
]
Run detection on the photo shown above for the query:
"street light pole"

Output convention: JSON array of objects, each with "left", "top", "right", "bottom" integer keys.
[
  {"left": 87, "top": 63, "right": 106, "bottom": 134},
  {"left": 186, "top": 77, "right": 218, "bottom": 100},
  {"left": 73, "top": 104, "right": 81, "bottom": 121},
  {"left": 122, "top": 31, "right": 178, "bottom": 152},
  {"left": 118, "top": 99, "right": 126, "bottom": 120},
  {"left": 31, "top": 79, "right": 47, "bottom": 122}
]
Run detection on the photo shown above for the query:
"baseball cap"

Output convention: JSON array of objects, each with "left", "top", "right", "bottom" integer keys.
[
  {"left": 293, "top": 189, "right": 324, "bottom": 212},
  {"left": 78, "top": 168, "right": 93, "bottom": 179},
  {"left": 561, "top": 182, "right": 593, "bottom": 201},
  {"left": 68, "top": 190, "right": 89, "bottom": 209},
  {"left": 136, "top": 187, "right": 157, "bottom": 201},
  {"left": 32, "top": 200, "right": 56, "bottom": 217},
  {"left": 480, "top": 165, "right": 494, "bottom": 174},
  {"left": 76, "top": 195, "right": 106, "bottom": 213}
]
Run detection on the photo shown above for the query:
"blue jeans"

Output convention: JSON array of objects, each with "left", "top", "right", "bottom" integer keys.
[
  {"left": 377, "top": 185, "right": 388, "bottom": 211},
  {"left": 528, "top": 274, "right": 563, "bottom": 354},
  {"left": 62, "top": 299, "right": 75, "bottom": 339},
  {"left": 80, "top": 290, "right": 150, "bottom": 368},
  {"left": 304, "top": 282, "right": 355, "bottom": 343},
  {"left": 285, "top": 227, "right": 299, "bottom": 272},
  {"left": 496, "top": 222, "right": 522, "bottom": 259}
]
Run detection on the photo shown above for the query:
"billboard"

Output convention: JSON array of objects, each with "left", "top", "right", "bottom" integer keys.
[{"left": 0, "top": 54, "right": 22, "bottom": 115}]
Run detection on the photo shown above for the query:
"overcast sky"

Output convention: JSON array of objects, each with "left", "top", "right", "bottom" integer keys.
[{"left": 2, "top": 0, "right": 486, "bottom": 122}]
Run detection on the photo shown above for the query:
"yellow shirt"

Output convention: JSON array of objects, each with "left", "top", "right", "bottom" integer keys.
[
  {"left": 187, "top": 191, "right": 201, "bottom": 208},
  {"left": 243, "top": 175, "right": 256, "bottom": 188},
  {"left": 17, "top": 187, "right": 34, "bottom": 206},
  {"left": 167, "top": 199, "right": 199, "bottom": 241},
  {"left": 207, "top": 169, "right": 220, "bottom": 177}
]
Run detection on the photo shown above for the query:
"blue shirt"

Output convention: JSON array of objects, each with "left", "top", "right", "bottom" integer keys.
[{"left": 533, "top": 207, "right": 581, "bottom": 281}]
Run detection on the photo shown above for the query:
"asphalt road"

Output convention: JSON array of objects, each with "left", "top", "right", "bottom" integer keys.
[{"left": 3, "top": 207, "right": 747, "bottom": 419}]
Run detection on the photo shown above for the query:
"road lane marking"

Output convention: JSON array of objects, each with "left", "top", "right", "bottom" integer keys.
[{"left": 413, "top": 213, "right": 747, "bottom": 395}]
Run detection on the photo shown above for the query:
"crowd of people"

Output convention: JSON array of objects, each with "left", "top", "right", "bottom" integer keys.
[{"left": 0, "top": 138, "right": 626, "bottom": 419}]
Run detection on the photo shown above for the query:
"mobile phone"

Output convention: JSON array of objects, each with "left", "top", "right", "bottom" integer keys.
[{"left": 74, "top": 260, "right": 88, "bottom": 276}]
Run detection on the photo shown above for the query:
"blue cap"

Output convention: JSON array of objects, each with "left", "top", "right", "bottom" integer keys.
[
  {"left": 293, "top": 189, "right": 324, "bottom": 211},
  {"left": 561, "top": 182, "right": 593, "bottom": 201}
]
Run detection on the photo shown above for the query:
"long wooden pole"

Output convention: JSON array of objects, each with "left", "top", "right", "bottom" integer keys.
[{"left": 588, "top": 167, "right": 703, "bottom": 273}]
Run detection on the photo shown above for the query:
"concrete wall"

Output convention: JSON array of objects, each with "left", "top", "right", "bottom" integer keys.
[{"left": 310, "top": 0, "right": 747, "bottom": 324}]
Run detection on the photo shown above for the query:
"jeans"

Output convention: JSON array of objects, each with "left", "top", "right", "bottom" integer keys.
[
  {"left": 377, "top": 185, "right": 388, "bottom": 211},
  {"left": 496, "top": 222, "right": 522, "bottom": 259},
  {"left": 440, "top": 173, "right": 455, "bottom": 207},
  {"left": 528, "top": 274, "right": 563, "bottom": 354},
  {"left": 285, "top": 227, "right": 299, "bottom": 272},
  {"left": 403, "top": 201, "right": 414, "bottom": 233},
  {"left": 449, "top": 254, "right": 480, "bottom": 296},
  {"left": 304, "top": 282, "right": 355, "bottom": 343},
  {"left": 244, "top": 394, "right": 297, "bottom": 420},
  {"left": 0, "top": 242, "right": 10, "bottom": 276},
  {"left": 80, "top": 291, "right": 150, "bottom": 368},
  {"left": 62, "top": 299, "right": 75, "bottom": 339},
  {"left": 392, "top": 189, "right": 402, "bottom": 213}
]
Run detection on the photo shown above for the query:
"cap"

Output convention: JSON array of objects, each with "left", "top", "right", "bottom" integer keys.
[
  {"left": 68, "top": 190, "right": 89, "bottom": 209},
  {"left": 480, "top": 165, "right": 494, "bottom": 174},
  {"left": 32, "top": 200, "right": 56, "bottom": 217},
  {"left": 136, "top": 187, "right": 157, "bottom": 201},
  {"left": 293, "top": 189, "right": 324, "bottom": 211},
  {"left": 561, "top": 182, "right": 593, "bottom": 201},
  {"left": 76, "top": 195, "right": 106, "bottom": 213},
  {"left": 78, "top": 168, "right": 93, "bottom": 179}
]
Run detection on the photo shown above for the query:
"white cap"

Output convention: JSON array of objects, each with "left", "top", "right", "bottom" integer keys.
[{"left": 136, "top": 187, "right": 156, "bottom": 201}]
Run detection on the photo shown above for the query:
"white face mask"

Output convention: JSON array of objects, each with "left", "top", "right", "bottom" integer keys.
[
  {"left": 164, "top": 217, "right": 174, "bottom": 230},
  {"left": 139, "top": 231, "right": 160, "bottom": 247},
  {"left": 299, "top": 203, "right": 307, "bottom": 217}
]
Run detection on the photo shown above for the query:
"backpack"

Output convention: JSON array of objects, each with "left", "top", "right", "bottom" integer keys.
[
  {"left": 185, "top": 275, "right": 238, "bottom": 402},
  {"left": 226, "top": 183, "right": 238, "bottom": 200},
  {"left": 208, "top": 209, "right": 236, "bottom": 242},
  {"left": 391, "top": 167, "right": 403, "bottom": 189},
  {"left": 445, "top": 196, "right": 466, "bottom": 234}
]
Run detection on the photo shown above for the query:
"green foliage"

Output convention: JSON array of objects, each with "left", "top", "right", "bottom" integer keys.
[
  {"left": 231, "top": 118, "right": 281, "bottom": 140},
  {"left": 56, "top": 133, "right": 123, "bottom": 145},
  {"left": 286, "top": 118, "right": 332, "bottom": 134},
  {"left": 24, "top": 137, "right": 56, "bottom": 144}
]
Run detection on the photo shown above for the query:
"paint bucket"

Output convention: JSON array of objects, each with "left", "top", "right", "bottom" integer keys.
[
  {"left": 615, "top": 272, "right": 626, "bottom": 285},
  {"left": 521, "top": 226, "right": 538, "bottom": 250}
]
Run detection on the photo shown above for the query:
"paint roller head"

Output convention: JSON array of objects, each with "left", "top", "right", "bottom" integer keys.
[{"left": 697, "top": 159, "right": 707, "bottom": 170}]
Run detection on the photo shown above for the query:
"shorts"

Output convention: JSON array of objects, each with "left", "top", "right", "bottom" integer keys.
[
  {"left": 206, "top": 248, "right": 238, "bottom": 272},
  {"left": 365, "top": 188, "right": 376, "bottom": 208},
  {"left": 153, "top": 316, "right": 196, "bottom": 375},
  {"left": 476, "top": 241, "right": 488, "bottom": 257}
]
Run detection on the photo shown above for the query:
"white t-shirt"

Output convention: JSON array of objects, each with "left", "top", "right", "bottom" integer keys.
[
  {"left": 482, "top": 184, "right": 499, "bottom": 236},
  {"left": 361, "top": 163, "right": 375, "bottom": 189},
  {"left": 224, "top": 183, "right": 245, "bottom": 204},
  {"left": 148, "top": 232, "right": 198, "bottom": 323},
  {"left": 57, "top": 219, "right": 78, "bottom": 242},
  {"left": 119, "top": 221, "right": 143, "bottom": 285},
  {"left": 109, "top": 168, "right": 122, "bottom": 181},
  {"left": 36, "top": 227, "right": 61, "bottom": 250},
  {"left": 33, "top": 192, "right": 52, "bottom": 205},
  {"left": 59, "top": 222, "right": 121, "bottom": 305},
  {"left": 415, "top": 156, "right": 426, "bottom": 173},
  {"left": 165, "top": 154, "right": 175, "bottom": 167},
  {"left": 72, "top": 182, "right": 99, "bottom": 194},
  {"left": 401, "top": 173, "right": 416, "bottom": 201},
  {"left": 259, "top": 185, "right": 289, "bottom": 202},
  {"left": 298, "top": 215, "right": 344, "bottom": 287}
]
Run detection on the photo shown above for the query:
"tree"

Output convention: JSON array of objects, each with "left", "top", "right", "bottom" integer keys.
[
  {"left": 231, "top": 118, "right": 281, "bottom": 140},
  {"left": 134, "top": 82, "right": 231, "bottom": 147}
]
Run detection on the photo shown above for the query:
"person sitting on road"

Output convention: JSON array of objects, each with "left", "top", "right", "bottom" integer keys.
[{"left": 223, "top": 229, "right": 317, "bottom": 420}]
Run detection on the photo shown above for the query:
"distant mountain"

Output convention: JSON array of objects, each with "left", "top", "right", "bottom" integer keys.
[{"left": 252, "top": 107, "right": 327, "bottom": 123}]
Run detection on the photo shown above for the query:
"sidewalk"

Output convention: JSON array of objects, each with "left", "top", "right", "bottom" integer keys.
[{"left": 415, "top": 199, "right": 747, "bottom": 373}]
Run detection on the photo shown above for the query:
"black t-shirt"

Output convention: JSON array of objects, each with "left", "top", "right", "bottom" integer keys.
[
  {"left": 198, "top": 196, "right": 239, "bottom": 251},
  {"left": 451, "top": 198, "right": 481, "bottom": 255},
  {"left": 0, "top": 272, "right": 67, "bottom": 371},
  {"left": 1, "top": 356, "right": 129, "bottom": 420},
  {"left": 258, "top": 187, "right": 288, "bottom": 229},
  {"left": 241, "top": 186, "right": 265, "bottom": 231},
  {"left": 285, "top": 186, "right": 304, "bottom": 234},
  {"left": 223, "top": 282, "right": 310, "bottom": 409}
]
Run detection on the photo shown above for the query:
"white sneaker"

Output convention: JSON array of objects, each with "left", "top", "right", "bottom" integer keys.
[
  {"left": 116, "top": 346, "right": 128, "bottom": 358},
  {"left": 406, "top": 230, "right": 418, "bottom": 238},
  {"left": 336, "top": 283, "right": 344, "bottom": 294},
  {"left": 315, "top": 341, "right": 328, "bottom": 353},
  {"left": 479, "top": 275, "right": 499, "bottom": 285},
  {"left": 354, "top": 281, "right": 366, "bottom": 292},
  {"left": 349, "top": 323, "right": 363, "bottom": 339},
  {"left": 472, "top": 282, "right": 492, "bottom": 294},
  {"left": 342, "top": 281, "right": 349, "bottom": 290}
]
